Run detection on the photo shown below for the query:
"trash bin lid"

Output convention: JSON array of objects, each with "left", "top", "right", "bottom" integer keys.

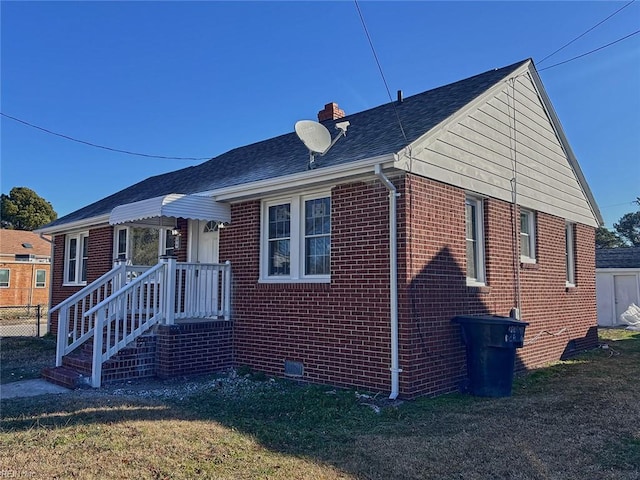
[{"left": 452, "top": 315, "right": 529, "bottom": 327}]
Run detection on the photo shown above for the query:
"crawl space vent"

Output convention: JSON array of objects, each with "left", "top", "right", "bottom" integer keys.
[{"left": 284, "top": 360, "right": 304, "bottom": 377}]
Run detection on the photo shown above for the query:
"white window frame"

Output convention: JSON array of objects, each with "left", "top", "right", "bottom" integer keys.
[
  {"left": 260, "top": 191, "right": 331, "bottom": 283},
  {"left": 64, "top": 231, "right": 89, "bottom": 286},
  {"left": 0, "top": 268, "right": 9, "bottom": 288},
  {"left": 520, "top": 209, "right": 537, "bottom": 264},
  {"left": 565, "top": 222, "right": 576, "bottom": 287},
  {"left": 113, "top": 226, "right": 177, "bottom": 265},
  {"left": 35, "top": 269, "right": 46, "bottom": 288},
  {"left": 465, "top": 196, "right": 486, "bottom": 286}
]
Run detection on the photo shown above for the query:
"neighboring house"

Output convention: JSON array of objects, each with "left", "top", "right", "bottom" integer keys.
[
  {"left": 37, "top": 59, "right": 602, "bottom": 398},
  {"left": 596, "top": 247, "right": 640, "bottom": 326},
  {"left": 0, "top": 229, "right": 51, "bottom": 306}
]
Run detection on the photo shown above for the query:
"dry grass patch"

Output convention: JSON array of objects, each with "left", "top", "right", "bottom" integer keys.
[
  {"left": 1, "top": 329, "right": 639, "bottom": 479},
  {"left": 0, "top": 335, "right": 56, "bottom": 383}
]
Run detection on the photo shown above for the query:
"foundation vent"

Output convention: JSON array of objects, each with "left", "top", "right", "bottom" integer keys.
[{"left": 284, "top": 360, "right": 304, "bottom": 377}]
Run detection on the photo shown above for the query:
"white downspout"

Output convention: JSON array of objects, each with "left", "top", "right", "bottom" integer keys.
[{"left": 374, "top": 164, "right": 400, "bottom": 400}]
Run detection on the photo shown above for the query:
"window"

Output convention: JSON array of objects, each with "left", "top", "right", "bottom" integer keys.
[
  {"left": 0, "top": 268, "right": 9, "bottom": 288},
  {"left": 520, "top": 209, "right": 536, "bottom": 263},
  {"left": 114, "top": 226, "right": 178, "bottom": 265},
  {"left": 35, "top": 269, "right": 46, "bottom": 288},
  {"left": 566, "top": 223, "right": 576, "bottom": 286},
  {"left": 465, "top": 197, "right": 485, "bottom": 285},
  {"left": 262, "top": 193, "right": 330, "bottom": 282},
  {"left": 64, "top": 232, "right": 88, "bottom": 285}
]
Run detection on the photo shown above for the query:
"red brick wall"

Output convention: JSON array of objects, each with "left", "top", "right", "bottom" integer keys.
[
  {"left": 398, "top": 174, "right": 597, "bottom": 397},
  {"left": 222, "top": 181, "right": 395, "bottom": 392},
  {"left": 0, "top": 262, "right": 50, "bottom": 306},
  {"left": 222, "top": 173, "right": 597, "bottom": 398}
]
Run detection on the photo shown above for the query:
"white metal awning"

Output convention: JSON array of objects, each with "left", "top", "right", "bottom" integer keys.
[{"left": 109, "top": 194, "right": 231, "bottom": 225}]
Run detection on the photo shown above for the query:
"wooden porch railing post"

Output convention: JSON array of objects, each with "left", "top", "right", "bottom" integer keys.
[
  {"left": 162, "top": 256, "right": 176, "bottom": 325},
  {"left": 224, "top": 260, "right": 231, "bottom": 321},
  {"left": 92, "top": 308, "right": 105, "bottom": 388},
  {"left": 113, "top": 258, "right": 127, "bottom": 291},
  {"left": 56, "top": 304, "right": 68, "bottom": 366}
]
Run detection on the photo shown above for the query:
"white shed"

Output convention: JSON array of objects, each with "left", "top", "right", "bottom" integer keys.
[{"left": 596, "top": 247, "right": 640, "bottom": 326}]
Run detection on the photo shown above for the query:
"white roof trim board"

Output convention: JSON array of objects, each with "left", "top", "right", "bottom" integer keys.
[{"left": 109, "top": 194, "right": 231, "bottom": 225}]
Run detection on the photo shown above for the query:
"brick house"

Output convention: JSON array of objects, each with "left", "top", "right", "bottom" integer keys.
[
  {"left": 37, "top": 59, "right": 602, "bottom": 398},
  {"left": 0, "top": 229, "right": 51, "bottom": 307}
]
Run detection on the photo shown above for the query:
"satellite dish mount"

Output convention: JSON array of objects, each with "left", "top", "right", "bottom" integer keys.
[{"left": 295, "top": 120, "right": 350, "bottom": 169}]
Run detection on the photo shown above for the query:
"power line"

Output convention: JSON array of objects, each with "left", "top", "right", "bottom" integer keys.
[
  {"left": 538, "top": 30, "right": 640, "bottom": 72},
  {"left": 538, "top": 0, "right": 636, "bottom": 64},
  {"left": 353, "top": 0, "right": 407, "bottom": 143},
  {"left": 0, "top": 112, "right": 211, "bottom": 161}
]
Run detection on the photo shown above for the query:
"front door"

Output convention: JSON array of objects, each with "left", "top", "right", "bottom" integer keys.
[{"left": 189, "top": 220, "right": 220, "bottom": 316}]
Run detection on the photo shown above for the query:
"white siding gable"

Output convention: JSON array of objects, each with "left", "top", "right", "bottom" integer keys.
[{"left": 398, "top": 62, "right": 599, "bottom": 227}]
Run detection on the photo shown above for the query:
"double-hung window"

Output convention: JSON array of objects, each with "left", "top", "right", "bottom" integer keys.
[
  {"left": 465, "top": 196, "right": 485, "bottom": 285},
  {"left": 262, "top": 193, "right": 331, "bottom": 282},
  {"left": 0, "top": 268, "right": 9, "bottom": 288},
  {"left": 565, "top": 222, "right": 576, "bottom": 286},
  {"left": 520, "top": 209, "right": 536, "bottom": 263},
  {"left": 64, "top": 232, "right": 89, "bottom": 285},
  {"left": 35, "top": 269, "right": 46, "bottom": 288}
]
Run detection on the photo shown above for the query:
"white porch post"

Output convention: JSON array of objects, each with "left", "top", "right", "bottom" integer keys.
[
  {"left": 55, "top": 305, "right": 68, "bottom": 366},
  {"left": 112, "top": 258, "right": 127, "bottom": 291},
  {"left": 162, "top": 256, "right": 176, "bottom": 325},
  {"left": 223, "top": 260, "right": 231, "bottom": 321}
]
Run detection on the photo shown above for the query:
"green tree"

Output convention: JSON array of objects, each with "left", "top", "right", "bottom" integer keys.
[
  {"left": 0, "top": 187, "right": 57, "bottom": 230},
  {"left": 595, "top": 226, "right": 625, "bottom": 249}
]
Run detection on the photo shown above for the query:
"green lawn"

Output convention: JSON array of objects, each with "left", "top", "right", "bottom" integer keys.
[{"left": 1, "top": 329, "right": 639, "bottom": 479}]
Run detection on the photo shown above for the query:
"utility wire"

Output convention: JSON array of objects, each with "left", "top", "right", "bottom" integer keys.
[
  {"left": 353, "top": 0, "right": 407, "bottom": 143},
  {"left": 0, "top": 112, "right": 210, "bottom": 161},
  {"left": 538, "top": 0, "right": 636, "bottom": 64},
  {"left": 538, "top": 30, "right": 640, "bottom": 72}
]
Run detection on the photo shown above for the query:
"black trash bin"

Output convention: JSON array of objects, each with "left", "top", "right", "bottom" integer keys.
[{"left": 452, "top": 315, "right": 529, "bottom": 397}]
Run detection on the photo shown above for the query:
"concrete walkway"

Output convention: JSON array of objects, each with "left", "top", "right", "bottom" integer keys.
[{"left": 0, "top": 379, "right": 71, "bottom": 400}]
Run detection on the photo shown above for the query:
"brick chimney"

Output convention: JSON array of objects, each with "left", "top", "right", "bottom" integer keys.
[{"left": 317, "top": 102, "right": 345, "bottom": 122}]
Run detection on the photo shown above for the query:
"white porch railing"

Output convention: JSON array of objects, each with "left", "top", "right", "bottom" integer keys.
[
  {"left": 84, "top": 261, "right": 168, "bottom": 388},
  {"left": 52, "top": 257, "right": 232, "bottom": 388},
  {"left": 50, "top": 261, "right": 149, "bottom": 367}
]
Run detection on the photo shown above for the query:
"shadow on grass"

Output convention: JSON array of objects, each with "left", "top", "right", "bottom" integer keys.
[{"left": 2, "top": 331, "right": 639, "bottom": 479}]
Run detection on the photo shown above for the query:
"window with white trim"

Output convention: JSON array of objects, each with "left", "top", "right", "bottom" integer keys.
[
  {"left": 114, "top": 226, "right": 178, "bottom": 265},
  {"left": 64, "top": 232, "right": 89, "bottom": 285},
  {"left": 0, "top": 268, "right": 9, "bottom": 288},
  {"left": 565, "top": 222, "right": 576, "bottom": 286},
  {"left": 465, "top": 196, "right": 486, "bottom": 285},
  {"left": 520, "top": 209, "right": 536, "bottom": 263},
  {"left": 262, "top": 193, "right": 331, "bottom": 282},
  {"left": 35, "top": 269, "right": 46, "bottom": 288}
]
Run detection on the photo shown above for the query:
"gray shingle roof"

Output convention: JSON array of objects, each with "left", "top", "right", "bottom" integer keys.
[
  {"left": 44, "top": 59, "right": 528, "bottom": 229},
  {"left": 596, "top": 247, "right": 640, "bottom": 269}
]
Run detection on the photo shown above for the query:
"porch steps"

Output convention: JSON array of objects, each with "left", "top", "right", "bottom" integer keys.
[{"left": 41, "top": 366, "right": 88, "bottom": 389}]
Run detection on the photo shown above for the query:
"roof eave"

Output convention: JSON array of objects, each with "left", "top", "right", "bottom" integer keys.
[{"left": 35, "top": 213, "right": 112, "bottom": 236}]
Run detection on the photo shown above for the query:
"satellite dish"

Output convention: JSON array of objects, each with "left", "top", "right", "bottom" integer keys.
[{"left": 295, "top": 120, "right": 331, "bottom": 154}]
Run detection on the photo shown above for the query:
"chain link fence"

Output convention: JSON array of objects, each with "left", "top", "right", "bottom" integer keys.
[{"left": 0, "top": 305, "right": 48, "bottom": 337}]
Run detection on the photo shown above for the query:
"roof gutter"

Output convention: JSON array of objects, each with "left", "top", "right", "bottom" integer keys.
[
  {"left": 35, "top": 213, "right": 111, "bottom": 236},
  {"left": 374, "top": 164, "right": 401, "bottom": 400}
]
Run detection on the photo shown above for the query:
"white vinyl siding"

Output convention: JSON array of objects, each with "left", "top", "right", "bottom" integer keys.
[
  {"left": 465, "top": 197, "right": 485, "bottom": 285},
  {"left": 405, "top": 70, "right": 597, "bottom": 227},
  {"left": 64, "top": 232, "right": 88, "bottom": 285},
  {"left": 261, "top": 192, "right": 331, "bottom": 282}
]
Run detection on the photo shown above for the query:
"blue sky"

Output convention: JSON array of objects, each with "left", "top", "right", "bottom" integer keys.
[{"left": 1, "top": 1, "right": 638, "bottom": 228}]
